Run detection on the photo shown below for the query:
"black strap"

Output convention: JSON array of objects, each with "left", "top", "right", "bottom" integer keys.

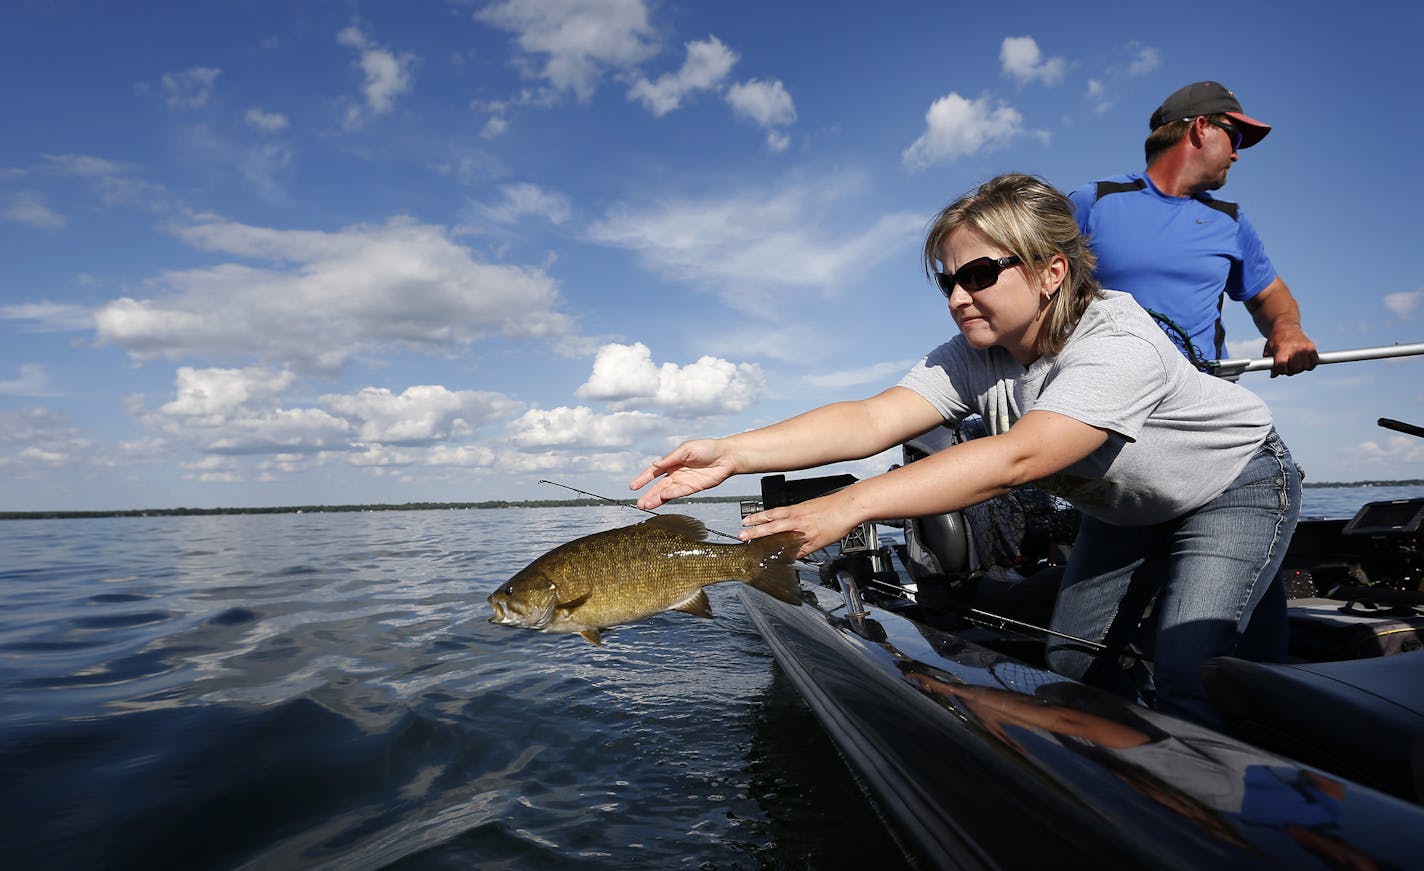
[
  {"left": 1094, "top": 178, "right": 1147, "bottom": 200},
  {"left": 1093, "top": 178, "right": 1240, "bottom": 222},
  {"left": 1191, "top": 195, "right": 1240, "bottom": 221}
]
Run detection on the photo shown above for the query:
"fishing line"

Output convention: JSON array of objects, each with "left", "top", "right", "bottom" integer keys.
[{"left": 537, "top": 479, "right": 744, "bottom": 541}]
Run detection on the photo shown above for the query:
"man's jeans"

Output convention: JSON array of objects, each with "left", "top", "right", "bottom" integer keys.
[{"left": 1046, "top": 431, "right": 1301, "bottom": 728}]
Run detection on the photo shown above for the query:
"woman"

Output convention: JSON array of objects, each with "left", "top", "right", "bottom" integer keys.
[{"left": 630, "top": 173, "right": 1300, "bottom": 728}]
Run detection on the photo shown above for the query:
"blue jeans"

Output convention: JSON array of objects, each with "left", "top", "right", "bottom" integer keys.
[{"left": 1045, "top": 430, "right": 1301, "bottom": 728}]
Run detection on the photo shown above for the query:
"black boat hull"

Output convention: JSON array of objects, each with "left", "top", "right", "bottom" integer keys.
[{"left": 739, "top": 581, "right": 1424, "bottom": 869}]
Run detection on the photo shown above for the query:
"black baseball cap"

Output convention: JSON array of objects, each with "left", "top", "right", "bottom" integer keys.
[{"left": 1149, "top": 81, "right": 1271, "bottom": 148}]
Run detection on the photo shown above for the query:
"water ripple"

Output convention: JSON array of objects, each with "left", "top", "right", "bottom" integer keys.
[{"left": 0, "top": 504, "right": 922, "bottom": 869}]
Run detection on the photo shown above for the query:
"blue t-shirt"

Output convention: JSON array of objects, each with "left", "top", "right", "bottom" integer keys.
[{"left": 1068, "top": 173, "right": 1276, "bottom": 360}]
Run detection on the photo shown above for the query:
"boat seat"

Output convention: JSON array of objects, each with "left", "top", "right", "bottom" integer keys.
[{"left": 1201, "top": 651, "right": 1424, "bottom": 802}]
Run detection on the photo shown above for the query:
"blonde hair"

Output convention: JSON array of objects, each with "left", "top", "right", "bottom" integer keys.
[{"left": 922, "top": 173, "right": 1103, "bottom": 357}]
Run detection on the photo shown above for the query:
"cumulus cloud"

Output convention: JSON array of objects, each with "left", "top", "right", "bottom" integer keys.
[
  {"left": 321, "top": 384, "right": 523, "bottom": 444},
  {"left": 338, "top": 25, "right": 416, "bottom": 117},
  {"left": 628, "top": 35, "right": 738, "bottom": 116},
  {"left": 160, "top": 66, "right": 221, "bottom": 109},
  {"left": 478, "top": 0, "right": 657, "bottom": 101},
  {"left": 575, "top": 342, "right": 764, "bottom": 415},
  {"left": 93, "top": 215, "right": 572, "bottom": 374},
  {"left": 507, "top": 405, "right": 665, "bottom": 451},
  {"left": 902, "top": 92, "right": 1026, "bottom": 170},
  {"left": 0, "top": 407, "right": 95, "bottom": 470},
  {"left": 245, "top": 108, "right": 290, "bottom": 132},
  {"left": 587, "top": 179, "right": 922, "bottom": 316},
  {"left": 1384, "top": 289, "right": 1422, "bottom": 317},
  {"left": 1000, "top": 36, "right": 1067, "bottom": 86},
  {"left": 1357, "top": 435, "right": 1424, "bottom": 466},
  {"left": 1, "top": 191, "right": 66, "bottom": 229},
  {"left": 159, "top": 366, "right": 296, "bottom": 419},
  {"left": 479, "top": 182, "right": 572, "bottom": 225},
  {"left": 137, "top": 367, "right": 523, "bottom": 460},
  {"left": 725, "top": 78, "right": 797, "bottom": 151}
]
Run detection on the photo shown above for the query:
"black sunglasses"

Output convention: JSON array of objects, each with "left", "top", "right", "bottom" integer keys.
[
  {"left": 1205, "top": 118, "right": 1243, "bottom": 151},
  {"left": 935, "top": 255, "right": 1022, "bottom": 298}
]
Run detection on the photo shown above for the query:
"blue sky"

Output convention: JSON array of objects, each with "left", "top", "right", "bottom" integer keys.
[{"left": 3, "top": 1, "right": 1422, "bottom": 512}]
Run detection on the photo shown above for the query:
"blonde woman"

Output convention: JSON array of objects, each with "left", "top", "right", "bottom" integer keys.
[{"left": 631, "top": 173, "right": 1300, "bottom": 728}]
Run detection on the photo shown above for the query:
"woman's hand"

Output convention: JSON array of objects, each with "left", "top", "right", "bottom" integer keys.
[
  {"left": 630, "top": 439, "right": 736, "bottom": 510},
  {"left": 738, "top": 493, "right": 862, "bottom": 558}
]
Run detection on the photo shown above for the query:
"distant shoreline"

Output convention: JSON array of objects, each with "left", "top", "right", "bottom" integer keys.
[
  {"left": 0, "top": 495, "right": 753, "bottom": 522},
  {"left": 3, "top": 482, "right": 1421, "bottom": 521}
]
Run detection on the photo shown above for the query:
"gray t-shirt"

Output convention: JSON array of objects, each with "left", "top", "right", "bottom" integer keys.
[{"left": 898, "top": 291, "right": 1273, "bottom": 525}]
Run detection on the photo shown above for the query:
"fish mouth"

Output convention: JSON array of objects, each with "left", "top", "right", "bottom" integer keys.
[
  {"left": 488, "top": 595, "right": 514, "bottom": 624},
  {"left": 486, "top": 593, "right": 556, "bottom": 629}
]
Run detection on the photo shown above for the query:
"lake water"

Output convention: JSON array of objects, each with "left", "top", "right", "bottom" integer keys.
[{"left": 2, "top": 486, "right": 1420, "bottom": 869}]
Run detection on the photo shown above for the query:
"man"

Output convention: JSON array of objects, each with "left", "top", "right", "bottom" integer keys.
[{"left": 1070, "top": 81, "right": 1318, "bottom": 376}]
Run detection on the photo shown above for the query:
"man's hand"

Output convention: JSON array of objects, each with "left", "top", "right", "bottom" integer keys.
[{"left": 1247, "top": 279, "right": 1319, "bottom": 376}]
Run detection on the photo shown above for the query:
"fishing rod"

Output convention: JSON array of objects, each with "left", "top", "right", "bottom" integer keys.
[
  {"left": 537, "top": 479, "right": 744, "bottom": 541},
  {"left": 1209, "top": 341, "right": 1424, "bottom": 380},
  {"left": 1378, "top": 417, "right": 1424, "bottom": 440},
  {"left": 858, "top": 573, "right": 1149, "bottom": 661}
]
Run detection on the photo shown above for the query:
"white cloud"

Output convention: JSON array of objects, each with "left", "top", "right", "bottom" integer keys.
[
  {"left": 480, "top": 182, "right": 572, "bottom": 225},
  {"left": 725, "top": 78, "right": 796, "bottom": 151},
  {"left": 478, "top": 0, "right": 657, "bottom": 101},
  {"left": 508, "top": 405, "right": 664, "bottom": 449},
  {"left": 482, "top": 116, "right": 509, "bottom": 139},
  {"left": 902, "top": 92, "right": 1026, "bottom": 170},
  {"left": 1384, "top": 289, "right": 1422, "bottom": 317},
  {"left": 160, "top": 66, "right": 221, "bottom": 110},
  {"left": 0, "top": 302, "right": 95, "bottom": 332},
  {"left": 1085, "top": 42, "right": 1162, "bottom": 113},
  {"left": 94, "top": 215, "right": 572, "bottom": 374},
  {"left": 0, "top": 407, "right": 94, "bottom": 470},
  {"left": 0, "top": 364, "right": 52, "bottom": 396},
  {"left": 245, "top": 108, "right": 290, "bottom": 132},
  {"left": 321, "top": 384, "right": 523, "bottom": 444},
  {"left": 139, "top": 368, "right": 522, "bottom": 460},
  {"left": 803, "top": 359, "right": 919, "bottom": 390},
  {"left": 1, "top": 191, "right": 66, "bottom": 229},
  {"left": 159, "top": 367, "right": 296, "bottom": 419},
  {"left": 628, "top": 35, "right": 738, "bottom": 116},
  {"left": 1357, "top": 435, "right": 1424, "bottom": 465},
  {"left": 1000, "top": 36, "right": 1067, "bottom": 86},
  {"left": 587, "top": 179, "right": 922, "bottom": 315},
  {"left": 575, "top": 342, "right": 765, "bottom": 415},
  {"left": 40, "top": 154, "right": 131, "bottom": 177},
  {"left": 338, "top": 25, "right": 416, "bottom": 116},
  {"left": 1125, "top": 44, "right": 1163, "bottom": 76}
]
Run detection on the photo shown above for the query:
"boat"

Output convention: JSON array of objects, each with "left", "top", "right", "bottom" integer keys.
[{"left": 735, "top": 414, "right": 1424, "bottom": 869}]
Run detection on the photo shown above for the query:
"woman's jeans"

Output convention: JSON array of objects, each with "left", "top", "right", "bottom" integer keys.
[{"left": 1045, "top": 431, "right": 1301, "bottom": 728}]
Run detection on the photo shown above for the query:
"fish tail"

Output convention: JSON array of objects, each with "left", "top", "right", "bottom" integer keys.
[{"left": 744, "top": 532, "right": 804, "bottom": 606}]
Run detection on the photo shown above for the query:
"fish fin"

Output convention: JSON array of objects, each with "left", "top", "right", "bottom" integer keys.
[
  {"left": 555, "top": 593, "right": 590, "bottom": 619},
  {"left": 641, "top": 514, "right": 708, "bottom": 542},
  {"left": 744, "top": 532, "right": 805, "bottom": 606},
  {"left": 670, "top": 589, "right": 715, "bottom": 619},
  {"left": 579, "top": 628, "right": 603, "bottom": 645}
]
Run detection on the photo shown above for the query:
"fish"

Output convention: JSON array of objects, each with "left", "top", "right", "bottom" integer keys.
[{"left": 487, "top": 514, "right": 803, "bottom": 645}]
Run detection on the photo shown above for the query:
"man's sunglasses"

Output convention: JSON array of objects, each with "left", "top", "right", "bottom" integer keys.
[
  {"left": 935, "top": 255, "right": 1022, "bottom": 298},
  {"left": 1205, "top": 118, "right": 1243, "bottom": 151}
]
